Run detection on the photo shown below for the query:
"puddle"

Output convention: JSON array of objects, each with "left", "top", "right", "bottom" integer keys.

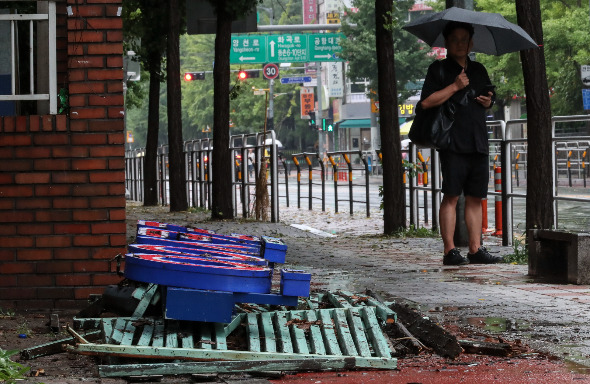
[{"left": 461, "top": 316, "right": 531, "bottom": 332}]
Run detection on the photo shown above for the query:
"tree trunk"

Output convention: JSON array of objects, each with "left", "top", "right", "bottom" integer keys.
[
  {"left": 211, "top": 2, "right": 234, "bottom": 219},
  {"left": 143, "top": 58, "right": 161, "bottom": 206},
  {"left": 375, "top": 0, "right": 405, "bottom": 234},
  {"left": 515, "top": 0, "right": 554, "bottom": 231},
  {"left": 166, "top": 0, "right": 188, "bottom": 211}
]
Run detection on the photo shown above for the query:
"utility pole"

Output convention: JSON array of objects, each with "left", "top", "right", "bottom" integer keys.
[{"left": 258, "top": 7, "right": 275, "bottom": 130}]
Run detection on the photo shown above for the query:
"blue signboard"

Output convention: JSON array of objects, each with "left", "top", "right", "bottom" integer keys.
[
  {"left": 583, "top": 89, "right": 590, "bottom": 111},
  {"left": 280, "top": 76, "right": 312, "bottom": 84}
]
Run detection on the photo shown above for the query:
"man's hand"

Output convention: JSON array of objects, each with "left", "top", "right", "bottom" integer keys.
[
  {"left": 475, "top": 92, "right": 493, "bottom": 108},
  {"left": 453, "top": 68, "right": 469, "bottom": 91}
]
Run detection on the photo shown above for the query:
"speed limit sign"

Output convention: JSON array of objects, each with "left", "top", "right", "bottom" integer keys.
[{"left": 263, "top": 63, "right": 279, "bottom": 80}]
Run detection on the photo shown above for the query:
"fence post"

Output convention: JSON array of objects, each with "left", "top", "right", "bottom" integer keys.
[
  {"left": 328, "top": 155, "right": 339, "bottom": 213},
  {"left": 292, "top": 156, "right": 301, "bottom": 209},
  {"left": 360, "top": 153, "right": 370, "bottom": 217},
  {"left": 492, "top": 166, "right": 503, "bottom": 237},
  {"left": 343, "top": 153, "right": 353, "bottom": 214},
  {"left": 305, "top": 154, "right": 313, "bottom": 210},
  {"left": 319, "top": 153, "right": 326, "bottom": 212}
]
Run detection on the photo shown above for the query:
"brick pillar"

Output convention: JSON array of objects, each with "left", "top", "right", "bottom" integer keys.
[{"left": 0, "top": 0, "right": 126, "bottom": 310}]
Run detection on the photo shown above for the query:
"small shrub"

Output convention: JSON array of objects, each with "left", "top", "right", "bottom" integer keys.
[
  {"left": 501, "top": 237, "right": 528, "bottom": 264},
  {"left": 0, "top": 348, "right": 30, "bottom": 383},
  {"left": 392, "top": 225, "right": 439, "bottom": 238}
]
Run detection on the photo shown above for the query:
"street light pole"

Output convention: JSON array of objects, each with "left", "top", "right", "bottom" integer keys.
[{"left": 258, "top": 7, "right": 275, "bottom": 130}]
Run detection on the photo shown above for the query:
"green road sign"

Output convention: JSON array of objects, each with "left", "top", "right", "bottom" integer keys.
[{"left": 230, "top": 33, "right": 344, "bottom": 64}]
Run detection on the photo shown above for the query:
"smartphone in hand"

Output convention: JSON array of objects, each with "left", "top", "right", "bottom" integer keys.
[{"left": 478, "top": 84, "right": 496, "bottom": 96}]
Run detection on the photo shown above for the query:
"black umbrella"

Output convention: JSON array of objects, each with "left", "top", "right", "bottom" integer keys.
[{"left": 403, "top": 7, "right": 538, "bottom": 55}]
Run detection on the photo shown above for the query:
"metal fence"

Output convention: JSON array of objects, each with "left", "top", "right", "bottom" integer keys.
[{"left": 125, "top": 116, "right": 590, "bottom": 242}]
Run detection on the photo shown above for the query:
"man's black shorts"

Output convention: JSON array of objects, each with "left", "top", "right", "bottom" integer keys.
[{"left": 439, "top": 151, "right": 489, "bottom": 198}]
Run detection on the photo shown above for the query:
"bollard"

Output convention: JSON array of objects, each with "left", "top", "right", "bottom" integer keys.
[
  {"left": 583, "top": 150, "right": 587, "bottom": 188},
  {"left": 568, "top": 150, "right": 573, "bottom": 187},
  {"left": 492, "top": 166, "right": 503, "bottom": 237},
  {"left": 514, "top": 153, "right": 520, "bottom": 187}
]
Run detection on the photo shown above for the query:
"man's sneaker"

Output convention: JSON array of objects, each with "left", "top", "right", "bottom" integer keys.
[
  {"left": 467, "top": 246, "right": 503, "bottom": 264},
  {"left": 443, "top": 248, "right": 469, "bottom": 266}
]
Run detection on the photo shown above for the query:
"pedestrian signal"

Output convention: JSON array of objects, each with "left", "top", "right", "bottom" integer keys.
[{"left": 308, "top": 112, "right": 316, "bottom": 129}]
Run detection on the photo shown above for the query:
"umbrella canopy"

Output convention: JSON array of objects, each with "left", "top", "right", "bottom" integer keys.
[
  {"left": 399, "top": 120, "right": 413, "bottom": 135},
  {"left": 402, "top": 7, "right": 537, "bottom": 55},
  {"left": 264, "top": 138, "right": 283, "bottom": 148}
]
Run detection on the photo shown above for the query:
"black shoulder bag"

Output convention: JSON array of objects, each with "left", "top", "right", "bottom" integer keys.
[{"left": 408, "top": 64, "right": 456, "bottom": 150}]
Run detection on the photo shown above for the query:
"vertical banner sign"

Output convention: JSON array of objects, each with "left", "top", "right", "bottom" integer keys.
[
  {"left": 327, "top": 62, "right": 343, "bottom": 97},
  {"left": 325, "top": 0, "right": 342, "bottom": 12},
  {"left": 300, "top": 87, "right": 315, "bottom": 119},
  {"left": 303, "top": 0, "right": 317, "bottom": 25}
]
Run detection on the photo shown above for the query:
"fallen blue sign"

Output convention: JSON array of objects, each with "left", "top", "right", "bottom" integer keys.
[{"left": 280, "top": 76, "right": 312, "bottom": 84}]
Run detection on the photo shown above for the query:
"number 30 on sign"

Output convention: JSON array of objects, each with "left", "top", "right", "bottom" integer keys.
[{"left": 263, "top": 63, "right": 279, "bottom": 80}]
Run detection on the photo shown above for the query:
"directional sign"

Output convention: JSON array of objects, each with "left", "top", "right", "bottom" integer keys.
[
  {"left": 230, "top": 33, "right": 344, "bottom": 64},
  {"left": 280, "top": 76, "right": 312, "bottom": 84}
]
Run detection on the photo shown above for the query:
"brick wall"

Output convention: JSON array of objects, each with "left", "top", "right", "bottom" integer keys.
[{"left": 0, "top": 0, "right": 126, "bottom": 310}]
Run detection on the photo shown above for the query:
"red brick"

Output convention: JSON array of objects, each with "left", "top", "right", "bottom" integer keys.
[
  {"left": 74, "top": 287, "right": 105, "bottom": 300},
  {"left": 75, "top": 5, "right": 105, "bottom": 17},
  {"left": 68, "top": 94, "right": 87, "bottom": 107},
  {"left": 0, "top": 185, "right": 34, "bottom": 197},
  {"left": 54, "top": 223, "right": 90, "bottom": 234},
  {"left": 88, "top": 42, "right": 123, "bottom": 56},
  {"left": 69, "top": 120, "right": 88, "bottom": 132},
  {"left": 35, "top": 184, "right": 71, "bottom": 196},
  {"left": 0, "top": 276, "right": 17, "bottom": 286},
  {"left": 34, "top": 159, "right": 70, "bottom": 171},
  {"left": 52, "top": 146, "right": 89, "bottom": 158},
  {"left": 109, "top": 235, "right": 127, "bottom": 247},
  {"left": 0, "top": 211, "right": 34, "bottom": 223},
  {"left": 17, "top": 300, "right": 58, "bottom": 310},
  {"left": 16, "top": 116, "right": 28, "bottom": 132},
  {"left": 52, "top": 172, "right": 88, "bottom": 184},
  {"left": 93, "top": 274, "right": 123, "bottom": 285},
  {"left": 15, "top": 146, "right": 51, "bottom": 158},
  {"left": 72, "top": 234, "right": 109, "bottom": 246},
  {"left": 108, "top": 132, "right": 125, "bottom": 144},
  {"left": 68, "top": 69, "right": 86, "bottom": 82},
  {"left": 0, "top": 287, "right": 36, "bottom": 299},
  {"left": 53, "top": 197, "right": 89, "bottom": 209},
  {"left": 0, "top": 147, "right": 14, "bottom": 158},
  {"left": 92, "top": 222, "right": 125, "bottom": 234},
  {"left": 67, "top": 44, "right": 85, "bottom": 57},
  {"left": 107, "top": 81, "right": 123, "bottom": 93},
  {"left": 0, "top": 250, "right": 15, "bottom": 261},
  {"left": 69, "top": 82, "right": 105, "bottom": 94},
  {"left": 105, "top": 5, "right": 122, "bottom": 17},
  {"left": 87, "top": 18, "right": 122, "bottom": 30},
  {"left": 89, "top": 94, "right": 124, "bottom": 106},
  {"left": 106, "top": 55, "right": 123, "bottom": 67},
  {"left": 72, "top": 209, "right": 108, "bottom": 221},
  {"left": 0, "top": 135, "right": 32, "bottom": 146},
  {"left": 18, "top": 275, "right": 54, "bottom": 286},
  {"left": 17, "top": 223, "right": 53, "bottom": 235},
  {"left": 16, "top": 199, "right": 52, "bottom": 210},
  {"left": 71, "top": 133, "right": 108, "bottom": 145},
  {"left": 67, "top": 19, "right": 86, "bottom": 31},
  {"left": 91, "top": 196, "right": 125, "bottom": 208},
  {"left": 68, "top": 31, "right": 104, "bottom": 44},
  {"left": 107, "top": 107, "right": 125, "bottom": 119},
  {"left": 37, "top": 287, "right": 74, "bottom": 299},
  {"left": 33, "top": 133, "right": 70, "bottom": 146},
  {"left": 17, "top": 249, "right": 52, "bottom": 261},
  {"left": 35, "top": 210, "right": 73, "bottom": 222},
  {"left": 37, "top": 261, "right": 73, "bottom": 273},
  {"left": 54, "top": 299, "right": 87, "bottom": 310},
  {"left": 70, "top": 107, "right": 106, "bottom": 119},
  {"left": 73, "top": 260, "right": 110, "bottom": 273},
  {"left": 87, "top": 0, "right": 122, "bottom": 3},
  {"left": 87, "top": 68, "right": 123, "bottom": 80},
  {"left": 56, "top": 114, "right": 67, "bottom": 131},
  {"left": 108, "top": 183, "right": 127, "bottom": 195},
  {"left": 29, "top": 116, "right": 40, "bottom": 132},
  {"left": 0, "top": 174, "right": 14, "bottom": 183},
  {"left": 92, "top": 246, "right": 125, "bottom": 260},
  {"left": 54, "top": 248, "right": 91, "bottom": 260},
  {"left": 89, "top": 120, "right": 123, "bottom": 132},
  {"left": 3, "top": 116, "right": 14, "bottom": 132},
  {"left": 89, "top": 146, "right": 125, "bottom": 157},
  {"left": 0, "top": 225, "right": 16, "bottom": 236},
  {"left": 14, "top": 173, "right": 51, "bottom": 184},
  {"left": 73, "top": 184, "right": 108, "bottom": 196},
  {"left": 72, "top": 158, "right": 107, "bottom": 170},
  {"left": 90, "top": 171, "right": 125, "bottom": 183},
  {"left": 56, "top": 274, "right": 91, "bottom": 286},
  {"left": 0, "top": 262, "right": 35, "bottom": 274},
  {"left": 36, "top": 235, "right": 72, "bottom": 248},
  {"left": 108, "top": 158, "right": 125, "bottom": 169},
  {"left": 42, "top": 115, "right": 54, "bottom": 131}
]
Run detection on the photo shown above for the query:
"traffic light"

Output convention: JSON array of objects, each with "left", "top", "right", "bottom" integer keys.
[
  {"left": 308, "top": 112, "right": 316, "bottom": 129},
  {"left": 326, "top": 119, "right": 334, "bottom": 132},
  {"left": 184, "top": 72, "right": 205, "bottom": 81},
  {"left": 237, "top": 70, "right": 260, "bottom": 80}
]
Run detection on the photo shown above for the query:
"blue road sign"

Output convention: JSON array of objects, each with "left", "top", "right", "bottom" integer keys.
[
  {"left": 583, "top": 89, "right": 590, "bottom": 111},
  {"left": 280, "top": 76, "right": 312, "bottom": 84}
]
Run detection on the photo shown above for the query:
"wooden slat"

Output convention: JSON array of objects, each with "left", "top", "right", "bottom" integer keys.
[
  {"left": 120, "top": 320, "right": 137, "bottom": 346},
  {"left": 305, "top": 292, "right": 325, "bottom": 310},
  {"left": 273, "top": 311, "right": 293, "bottom": 353},
  {"left": 131, "top": 284, "right": 147, "bottom": 300},
  {"left": 287, "top": 311, "right": 309, "bottom": 354},
  {"left": 365, "top": 298, "right": 397, "bottom": 324},
  {"left": 179, "top": 323, "right": 194, "bottom": 349},
  {"left": 151, "top": 320, "right": 165, "bottom": 347},
  {"left": 165, "top": 321, "right": 179, "bottom": 348},
  {"left": 21, "top": 330, "right": 102, "bottom": 360},
  {"left": 259, "top": 311, "right": 276, "bottom": 353},
  {"left": 317, "top": 309, "right": 341, "bottom": 355},
  {"left": 346, "top": 307, "right": 371, "bottom": 357},
  {"left": 197, "top": 323, "right": 213, "bottom": 350},
  {"left": 109, "top": 318, "right": 128, "bottom": 345},
  {"left": 326, "top": 292, "right": 354, "bottom": 308},
  {"left": 223, "top": 313, "right": 244, "bottom": 337},
  {"left": 137, "top": 322, "right": 154, "bottom": 346},
  {"left": 246, "top": 313, "right": 261, "bottom": 352},
  {"left": 332, "top": 308, "right": 358, "bottom": 356},
  {"left": 304, "top": 310, "right": 325, "bottom": 355},
  {"left": 132, "top": 284, "right": 158, "bottom": 318},
  {"left": 101, "top": 319, "right": 114, "bottom": 344},
  {"left": 98, "top": 357, "right": 397, "bottom": 377},
  {"left": 213, "top": 323, "right": 227, "bottom": 350},
  {"left": 73, "top": 317, "right": 101, "bottom": 330},
  {"left": 361, "top": 307, "right": 392, "bottom": 358}
]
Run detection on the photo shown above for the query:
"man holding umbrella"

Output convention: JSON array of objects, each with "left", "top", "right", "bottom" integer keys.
[{"left": 419, "top": 21, "right": 502, "bottom": 265}]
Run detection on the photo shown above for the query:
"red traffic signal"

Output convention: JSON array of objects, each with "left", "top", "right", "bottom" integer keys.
[
  {"left": 237, "top": 70, "right": 260, "bottom": 80},
  {"left": 184, "top": 72, "right": 205, "bottom": 81}
]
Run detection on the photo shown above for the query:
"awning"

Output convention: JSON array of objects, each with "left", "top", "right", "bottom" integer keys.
[{"left": 336, "top": 118, "right": 372, "bottom": 129}]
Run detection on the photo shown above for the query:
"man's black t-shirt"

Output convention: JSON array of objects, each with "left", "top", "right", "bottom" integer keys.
[{"left": 420, "top": 57, "right": 493, "bottom": 155}]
